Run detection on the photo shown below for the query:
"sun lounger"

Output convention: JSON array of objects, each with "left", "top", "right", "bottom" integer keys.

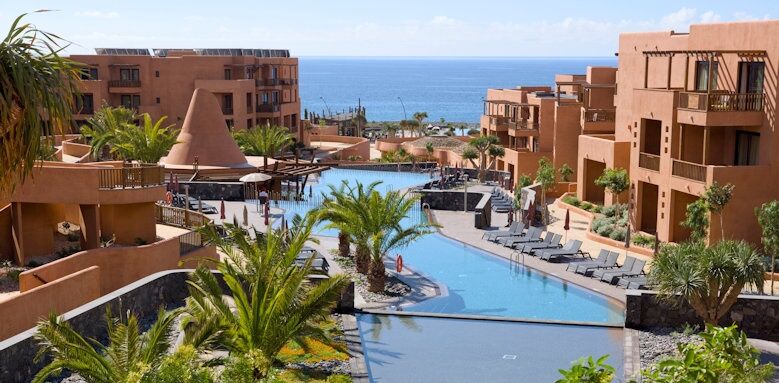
[
  {"left": 617, "top": 275, "right": 649, "bottom": 289},
  {"left": 567, "top": 249, "right": 608, "bottom": 272},
  {"left": 520, "top": 233, "right": 562, "bottom": 254},
  {"left": 483, "top": 222, "right": 523, "bottom": 241},
  {"left": 539, "top": 240, "right": 586, "bottom": 261},
  {"left": 600, "top": 259, "right": 646, "bottom": 284},
  {"left": 499, "top": 227, "right": 542, "bottom": 246},
  {"left": 592, "top": 256, "right": 635, "bottom": 280},
  {"left": 573, "top": 251, "right": 620, "bottom": 276}
]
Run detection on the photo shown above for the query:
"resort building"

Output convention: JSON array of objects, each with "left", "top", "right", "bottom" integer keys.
[
  {"left": 577, "top": 20, "right": 779, "bottom": 244},
  {"left": 483, "top": 67, "right": 617, "bottom": 182},
  {"left": 70, "top": 48, "right": 301, "bottom": 135}
]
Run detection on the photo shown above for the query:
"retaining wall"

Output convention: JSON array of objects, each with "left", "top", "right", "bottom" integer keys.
[
  {"left": 417, "top": 190, "right": 492, "bottom": 228},
  {"left": 177, "top": 181, "right": 245, "bottom": 201}
]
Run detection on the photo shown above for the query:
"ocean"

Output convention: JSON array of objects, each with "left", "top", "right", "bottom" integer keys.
[{"left": 299, "top": 57, "right": 617, "bottom": 124}]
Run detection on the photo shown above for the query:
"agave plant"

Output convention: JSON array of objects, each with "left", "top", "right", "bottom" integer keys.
[
  {"left": 182, "top": 215, "right": 349, "bottom": 379},
  {"left": 0, "top": 12, "right": 82, "bottom": 192},
  {"left": 32, "top": 307, "right": 180, "bottom": 383}
]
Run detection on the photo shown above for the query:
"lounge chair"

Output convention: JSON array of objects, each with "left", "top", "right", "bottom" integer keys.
[
  {"left": 505, "top": 230, "right": 552, "bottom": 249},
  {"left": 574, "top": 251, "right": 620, "bottom": 276},
  {"left": 499, "top": 227, "right": 542, "bottom": 247},
  {"left": 520, "top": 233, "right": 562, "bottom": 254},
  {"left": 539, "top": 240, "right": 586, "bottom": 262},
  {"left": 483, "top": 222, "right": 523, "bottom": 241},
  {"left": 592, "top": 256, "right": 635, "bottom": 280},
  {"left": 617, "top": 275, "right": 649, "bottom": 289},
  {"left": 600, "top": 259, "right": 646, "bottom": 284},
  {"left": 567, "top": 249, "right": 608, "bottom": 272}
]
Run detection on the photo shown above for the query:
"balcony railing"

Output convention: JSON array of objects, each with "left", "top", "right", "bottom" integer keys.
[
  {"left": 108, "top": 80, "right": 141, "bottom": 88},
  {"left": 256, "top": 104, "right": 281, "bottom": 113},
  {"left": 257, "top": 78, "right": 282, "bottom": 86},
  {"left": 222, "top": 107, "right": 234, "bottom": 115},
  {"left": 517, "top": 119, "right": 539, "bottom": 130},
  {"left": 583, "top": 108, "right": 616, "bottom": 122},
  {"left": 178, "top": 231, "right": 204, "bottom": 256},
  {"left": 672, "top": 159, "right": 707, "bottom": 182},
  {"left": 155, "top": 204, "right": 212, "bottom": 229},
  {"left": 638, "top": 152, "right": 660, "bottom": 171},
  {"left": 679, "top": 92, "right": 764, "bottom": 112},
  {"left": 280, "top": 78, "right": 296, "bottom": 85},
  {"left": 98, "top": 165, "right": 164, "bottom": 189}
]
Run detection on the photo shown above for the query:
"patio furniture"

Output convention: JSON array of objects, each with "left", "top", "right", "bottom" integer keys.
[
  {"left": 539, "top": 240, "right": 586, "bottom": 262},
  {"left": 574, "top": 251, "right": 620, "bottom": 276},
  {"left": 499, "top": 227, "right": 542, "bottom": 247},
  {"left": 483, "top": 222, "right": 522, "bottom": 241},
  {"left": 567, "top": 249, "right": 608, "bottom": 272},
  {"left": 592, "top": 256, "right": 636, "bottom": 280},
  {"left": 519, "top": 233, "right": 562, "bottom": 254},
  {"left": 617, "top": 275, "right": 650, "bottom": 289},
  {"left": 600, "top": 259, "right": 646, "bottom": 284}
]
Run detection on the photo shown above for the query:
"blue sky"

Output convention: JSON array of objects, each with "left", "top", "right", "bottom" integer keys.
[{"left": 0, "top": 1, "right": 776, "bottom": 56}]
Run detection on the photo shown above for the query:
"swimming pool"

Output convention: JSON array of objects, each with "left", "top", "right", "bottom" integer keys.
[
  {"left": 358, "top": 313, "right": 624, "bottom": 383},
  {"left": 272, "top": 168, "right": 624, "bottom": 325}
]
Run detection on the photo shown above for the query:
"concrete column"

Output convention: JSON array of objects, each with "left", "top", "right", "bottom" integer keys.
[
  {"left": 702, "top": 127, "right": 710, "bottom": 165},
  {"left": 79, "top": 204, "right": 100, "bottom": 250},
  {"left": 10, "top": 202, "right": 24, "bottom": 265}
]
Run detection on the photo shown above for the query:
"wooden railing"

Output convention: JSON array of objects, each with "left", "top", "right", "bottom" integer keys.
[
  {"left": 98, "top": 165, "right": 164, "bottom": 189},
  {"left": 583, "top": 108, "right": 616, "bottom": 122},
  {"left": 178, "top": 231, "right": 203, "bottom": 256},
  {"left": 638, "top": 152, "right": 660, "bottom": 171},
  {"left": 108, "top": 80, "right": 141, "bottom": 88},
  {"left": 518, "top": 119, "right": 540, "bottom": 130},
  {"left": 155, "top": 204, "right": 211, "bottom": 229},
  {"left": 256, "top": 104, "right": 280, "bottom": 113},
  {"left": 672, "top": 159, "right": 707, "bottom": 182},
  {"left": 679, "top": 92, "right": 764, "bottom": 112}
]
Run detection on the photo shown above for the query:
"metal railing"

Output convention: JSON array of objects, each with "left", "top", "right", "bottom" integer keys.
[
  {"left": 256, "top": 104, "right": 280, "bottom": 113},
  {"left": 257, "top": 78, "right": 281, "bottom": 86},
  {"left": 679, "top": 92, "right": 764, "bottom": 112},
  {"left": 155, "top": 204, "right": 211, "bottom": 229},
  {"left": 108, "top": 80, "right": 141, "bottom": 88},
  {"left": 583, "top": 108, "right": 616, "bottom": 122},
  {"left": 638, "top": 152, "right": 660, "bottom": 171},
  {"left": 98, "top": 165, "right": 164, "bottom": 189},
  {"left": 672, "top": 159, "right": 707, "bottom": 182},
  {"left": 178, "top": 231, "right": 203, "bottom": 256}
]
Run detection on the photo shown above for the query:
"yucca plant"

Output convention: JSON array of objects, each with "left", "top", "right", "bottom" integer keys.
[
  {"left": 0, "top": 12, "right": 82, "bottom": 192},
  {"left": 32, "top": 307, "right": 180, "bottom": 383},
  {"left": 182, "top": 214, "right": 349, "bottom": 379},
  {"left": 111, "top": 114, "right": 179, "bottom": 163}
]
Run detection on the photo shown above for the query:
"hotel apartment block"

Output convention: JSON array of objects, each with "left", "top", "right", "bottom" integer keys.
[
  {"left": 577, "top": 20, "right": 778, "bottom": 244},
  {"left": 70, "top": 48, "right": 300, "bottom": 134},
  {"left": 481, "top": 67, "right": 617, "bottom": 182}
]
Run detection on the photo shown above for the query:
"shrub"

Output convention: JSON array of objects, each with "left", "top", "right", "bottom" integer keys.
[
  {"left": 145, "top": 345, "right": 214, "bottom": 383},
  {"left": 326, "top": 375, "right": 353, "bottom": 383},
  {"left": 609, "top": 226, "right": 627, "bottom": 241},
  {"left": 556, "top": 355, "right": 615, "bottom": 383},
  {"left": 562, "top": 195, "right": 581, "bottom": 207},
  {"left": 591, "top": 216, "right": 610, "bottom": 232},
  {"left": 26, "top": 260, "right": 42, "bottom": 268},
  {"left": 596, "top": 224, "right": 614, "bottom": 238},
  {"left": 6, "top": 269, "right": 21, "bottom": 282},
  {"left": 580, "top": 202, "right": 593, "bottom": 211},
  {"left": 633, "top": 233, "right": 655, "bottom": 248}
]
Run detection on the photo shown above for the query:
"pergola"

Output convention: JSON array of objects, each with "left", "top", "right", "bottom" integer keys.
[{"left": 641, "top": 49, "right": 767, "bottom": 91}]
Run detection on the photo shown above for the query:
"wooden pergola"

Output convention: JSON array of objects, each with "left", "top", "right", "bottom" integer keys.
[{"left": 641, "top": 49, "right": 767, "bottom": 91}]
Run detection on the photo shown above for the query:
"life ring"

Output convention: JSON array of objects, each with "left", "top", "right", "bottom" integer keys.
[{"left": 395, "top": 255, "right": 404, "bottom": 273}]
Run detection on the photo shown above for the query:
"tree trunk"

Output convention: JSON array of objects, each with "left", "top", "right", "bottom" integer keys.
[
  {"left": 720, "top": 213, "right": 725, "bottom": 242},
  {"left": 368, "top": 258, "right": 386, "bottom": 293},
  {"left": 355, "top": 243, "right": 370, "bottom": 274},
  {"left": 338, "top": 231, "right": 350, "bottom": 258},
  {"left": 772, "top": 254, "right": 776, "bottom": 295}
]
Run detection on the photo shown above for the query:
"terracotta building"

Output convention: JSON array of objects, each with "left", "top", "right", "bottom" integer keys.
[
  {"left": 69, "top": 48, "right": 300, "bottom": 135},
  {"left": 482, "top": 67, "right": 617, "bottom": 182},
  {"left": 577, "top": 20, "right": 778, "bottom": 244}
]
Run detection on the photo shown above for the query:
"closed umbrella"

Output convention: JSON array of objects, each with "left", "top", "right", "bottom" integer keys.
[
  {"left": 624, "top": 222, "right": 632, "bottom": 249},
  {"left": 220, "top": 199, "right": 226, "bottom": 220},
  {"left": 525, "top": 201, "right": 535, "bottom": 226},
  {"left": 264, "top": 203, "right": 270, "bottom": 226},
  {"left": 243, "top": 205, "right": 249, "bottom": 226},
  {"left": 563, "top": 209, "right": 570, "bottom": 242}
]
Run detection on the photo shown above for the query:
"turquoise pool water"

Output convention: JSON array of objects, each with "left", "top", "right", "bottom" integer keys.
[
  {"left": 271, "top": 168, "right": 624, "bottom": 324},
  {"left": 358, "top": 314, "right": 624, "bottom": 383}
]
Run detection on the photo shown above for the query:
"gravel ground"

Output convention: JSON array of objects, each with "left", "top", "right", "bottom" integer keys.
[
  {"left": 333, "top": 256, "right": 412, "bottom": 303},
  {"left": 638, "top": 326, "right": 702, "bottom": 369}
]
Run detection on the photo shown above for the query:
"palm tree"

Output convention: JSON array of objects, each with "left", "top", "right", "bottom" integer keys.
[
  {"left": 32, "top": 307, "right": 181, "bottom": 383},
  {"left": 412, "top": 112, "right": 428, "bottom": 137},
  {"left": 80, "top": 105, "right": 137, "bottom": 160},
  {"left": 649, "top": 240, "right": 765, "bottom": 324},
  {"left": 233, "top": 125, "right": 294, "bottom": 157},
  {"left": 364, "top": 190, "right": 436, "bottom": 292},
  {"left": 0, "top": 12, "right": 81, "bottom": 192},
  {"left": 182, "top": 216, "right": 349, "bottom": 379},
  {"left": 111, "top": 114, "right": 179, "bottom": 163}
]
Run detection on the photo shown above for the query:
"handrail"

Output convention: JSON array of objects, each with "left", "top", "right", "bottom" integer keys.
[
  {"left": 638, "top": 152, "right": 660, "bottom": 171},
  {"left": 155, "top": 203, "right": 212, "bottom": 229},
  {"left": 583, "top": 108, "right": 615, "bottom": 122},
  {"left": 679, "top": 91, "right": 764, "bottom": 112},
  {"left": 178, "top": 231, "right": 203, "bottom": 256},
  {"left": 108, "top": 80, "right": 141, "bottom": 88},
  {"left": 672, "top": 159, "right": 707, "bottom": 182},
  {"left": 98, "top": 165, "right": 164, "bottom": 189}
]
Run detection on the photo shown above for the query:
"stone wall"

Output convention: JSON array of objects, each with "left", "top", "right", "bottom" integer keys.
[
  {"left": 334, "top": 162, "right": 437, "bottom": 172},
  {"left": 625, "top": 290, "right": 779, "bottom": 340},
  {"left": 177, "top": 181, "right": 245, "bottom": 201},
  {"left": 417, "top": 190, "right": 491, "bottom": 228}
]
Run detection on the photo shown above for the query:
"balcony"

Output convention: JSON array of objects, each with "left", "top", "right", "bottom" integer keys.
[
  {"left": 677, "top": 92, "right": 764, "bottom": 127},
  {"left": 108, "top": 80, "right": 141, "bottom": 88},
  {"left": 671, "top": 159, "right": 706, "bottom": 183},
  {"left": 256, "top": 104, "right": 280, "bottom": 113},
  {"left": 509, "top": 119, "right": 539, "bottom": 137},
  {"left": 98, "top": 165, "right": 164, "bottom": 189},
  {"left": 638, "top": 153, "right": 660, "bottom": 171},
  {"left": 222, "top": 107, "right": 233, "bottom": 115},
  {"left": 581, "top": 108, "right": 616, "bottom": 134},
  {"left": 257, "top": 78, "right": 281, "bottom": 86},
  {"left": 280, "top": 78, "right": 297, "bottom": 85}
]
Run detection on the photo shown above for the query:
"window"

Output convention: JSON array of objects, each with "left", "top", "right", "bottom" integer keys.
[
  {"left": 262, "top": 93, "right": 269, "bottom": 105},
  {"left": 120, "top": 94, "right": 140, "bottom": 109},
  {"left": 245, "top": 67, "right": 254, "bottom": 79},
  {"left": 222, "top": 94, "right": 233, "bottom": 114},
  {"left": 735, "top": 131, "right": 759, "bottom": 166},
  {"left": 81, "top": 67, "right": 98, "bottom": 80},
  {"left": 247, "top": 119, "right": 253, "bottom": 128},
  {"left": 119, "top": 68, "right": 140, "bottom": 81},
  {"left": 75, "top": 94, "right": 94, "bottom": 113},
  {"left": 694, "top": 61, "right": 718, "bottom": 91},
  {"left": 271, "top": 67, "right": 278, "bottom": 79},
  {"left": 155, "top": 70, "right": 160, "bottom": 78},
  {"left": 225, "top": 119, "right": 234, "bottom": 130},
  {"left": 738, "top": 62, "right": 765, "bottom": 94},
  {"left": 246, "top": 93, "right": 252, "bottom": 109},
  {"left": 156, "top": 97, "right": 161, "bottom": 104},
  {"left": 272, "top": 91, "right": 279, "bottom": 104},
  {"left": 224, "top": 68, "right": 232, "bottom": 80}
]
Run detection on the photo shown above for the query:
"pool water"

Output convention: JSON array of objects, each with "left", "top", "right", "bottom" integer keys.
[
  {"left": 272, "top": 168, "right": 624, "bottom": 325},
  {"left": 358, "top": 313, "right": 624, "bottom": 383}
]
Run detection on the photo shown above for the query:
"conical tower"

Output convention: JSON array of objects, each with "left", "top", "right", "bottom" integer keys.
[{"left": 165, "top": 88, "right": 249, "bottom": 168}]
